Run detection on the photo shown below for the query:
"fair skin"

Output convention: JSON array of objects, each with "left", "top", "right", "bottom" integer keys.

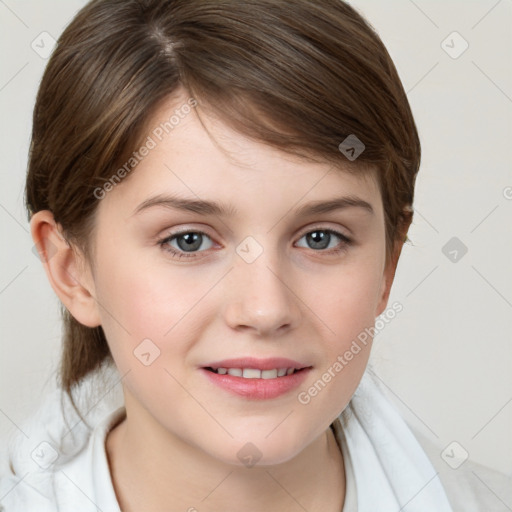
[{"left": 31, "top": 89, "right": 407, "bottom": 512}]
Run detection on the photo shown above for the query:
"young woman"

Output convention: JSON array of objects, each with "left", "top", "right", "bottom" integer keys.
[{"left": 1, "top": 1, "right": 510, "bottom": 510}]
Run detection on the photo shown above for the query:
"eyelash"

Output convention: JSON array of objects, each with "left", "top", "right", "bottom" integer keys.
[{"left": 157, "top": 228, "right": 353, "bottom": 259}]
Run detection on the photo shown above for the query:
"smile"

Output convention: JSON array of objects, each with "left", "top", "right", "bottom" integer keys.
[
  {"left": 201, "top": 366, "right": 311, "bottom": 400},
  {"left": 205, "top": 367, "right": 300, "bottom": 378}
]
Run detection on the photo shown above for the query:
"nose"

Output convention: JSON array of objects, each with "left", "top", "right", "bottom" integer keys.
[{"left": 223, "top": 247, "right": 302, "bottom": 337}]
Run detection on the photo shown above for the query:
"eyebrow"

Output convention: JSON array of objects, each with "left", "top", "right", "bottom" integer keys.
[{"left": 132, "top": 193, "right": 374, "bottom": 218}]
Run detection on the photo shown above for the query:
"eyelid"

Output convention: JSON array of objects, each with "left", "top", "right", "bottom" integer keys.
[
  {"left": 295, "top": 222, "right": 352, "bottom": 244},
  {"left": 157, "top": 225, "right": 216, "bottom": 243},
  {"left": 159, "top": 222, "right": 351, "bottom": 245},
  {"left": 158, "top": 223, "right": 353, "bottom": 260}
]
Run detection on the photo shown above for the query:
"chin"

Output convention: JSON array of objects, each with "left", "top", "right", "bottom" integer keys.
[{"left": 209, "top": 432, "right": 310, "bottom": 469}]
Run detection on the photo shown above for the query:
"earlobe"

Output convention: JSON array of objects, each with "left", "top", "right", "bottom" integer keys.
[{"left": 30, "top": 210, "right": 101, "bottom": 328}]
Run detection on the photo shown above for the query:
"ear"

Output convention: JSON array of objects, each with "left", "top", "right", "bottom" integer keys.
[
  {"left": 30, "top": 210, "right": 101, "bottom": 328},
  {"left": 375, "top": 215, "right": 412, "bottom": 317}
]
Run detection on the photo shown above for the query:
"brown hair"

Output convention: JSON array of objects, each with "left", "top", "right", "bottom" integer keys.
[{"left": 25, "top": 0, "right": 420, "bottom": 415}]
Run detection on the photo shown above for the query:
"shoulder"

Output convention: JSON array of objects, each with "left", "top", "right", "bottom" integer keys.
[
  {"left": 0, "top": 406, "right": 124, "bottom": 512},
  {"left": 0, "top": 364, "right": 124, "bottom": 511},
  {"left": 409, "top": 425, "right": 512, "bottom": 512},
  {"left": 0, "top": 421, "right": 59, "bottom": 511}
]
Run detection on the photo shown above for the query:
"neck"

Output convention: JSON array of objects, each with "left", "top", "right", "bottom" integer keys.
[{"left": 106, "top": 406, "right": 345, "bottom": 512}]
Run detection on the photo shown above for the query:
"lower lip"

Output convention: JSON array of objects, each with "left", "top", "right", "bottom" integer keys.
[{"left": 200, "top": 368, "right": 311, "bottom": 400}]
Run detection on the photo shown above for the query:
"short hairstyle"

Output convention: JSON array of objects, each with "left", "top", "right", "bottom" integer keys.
[{"left": 25, "top": 0, "right": 420, "bottom": 412}]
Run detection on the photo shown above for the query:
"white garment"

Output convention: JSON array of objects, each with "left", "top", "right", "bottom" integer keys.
[{"left": 0, "top": 363, "right": 510, "bottom": 511}]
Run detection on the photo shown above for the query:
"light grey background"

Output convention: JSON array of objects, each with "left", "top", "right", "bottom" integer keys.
[{"left": 1, "top": 0, "right": 511, "bottom": 477}]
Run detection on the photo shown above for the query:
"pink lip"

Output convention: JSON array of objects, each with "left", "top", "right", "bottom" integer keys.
[
  {"left": 200, "top": 357, "right": 312, "bottom": 400},
  {"left": 202, "top": 357, "right": 309, "bottom": 371},
  {"left": 201, "top": 367, "right": 311, "bottom": 400}
]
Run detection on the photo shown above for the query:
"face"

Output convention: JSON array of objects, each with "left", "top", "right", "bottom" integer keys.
[{"left": 86, "top": 88, "right": 392, "bottom": 466}]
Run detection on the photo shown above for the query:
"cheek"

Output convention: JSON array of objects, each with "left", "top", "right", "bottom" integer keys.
[
  {"left": 298, "top": 249, "right": 384, "bottom": 389},
  {"left": 93, "top": 253, "right": 219, "bottom": 364},
  {"left": 305, "top": 255, "right": 385, "bottom": 336},
  {"left": 295, "top": 265, "right": 382, "bottom": 422},
  {"left": 93, "top": 260, "right": 210, "bottom": 411}
]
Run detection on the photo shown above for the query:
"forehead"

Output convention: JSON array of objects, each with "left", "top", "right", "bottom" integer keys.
[{"left": 99, "top": 91, "right": 383, "bottom": 221}]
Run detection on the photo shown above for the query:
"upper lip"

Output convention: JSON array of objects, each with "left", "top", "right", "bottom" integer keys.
[{"left": 202, "top": 357, "right": 311, "bottom": 371}]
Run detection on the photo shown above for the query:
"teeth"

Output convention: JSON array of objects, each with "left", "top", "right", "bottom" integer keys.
[
  {"left": 213, "top": 367, "right": 299, "bottom": 379},
  {"left": 243, "top": 368, "right": 261, "bottom": 379},
  {"left": 261, "top": 369, "right": 278, "bottom": 379}
]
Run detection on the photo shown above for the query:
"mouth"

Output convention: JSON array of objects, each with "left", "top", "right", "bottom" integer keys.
[
  {"left": 200, "top": 357, "right": 311, "bottom": 379},
  {"left": 199, "top": 357, "right": 312, "bottom": 399},
  {"left": 203, "top": 366, "right": 307, "bottom": 379}
]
